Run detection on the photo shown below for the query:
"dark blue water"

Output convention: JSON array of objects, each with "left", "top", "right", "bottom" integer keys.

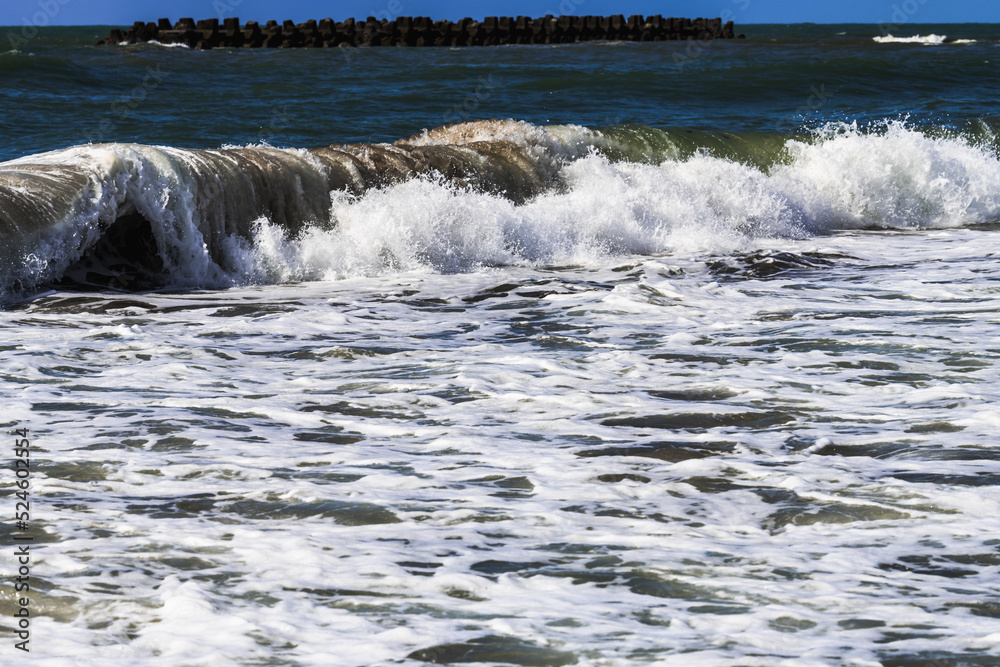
[{"left": 2, "top": 24, "right": 1000, "bottom": 160}]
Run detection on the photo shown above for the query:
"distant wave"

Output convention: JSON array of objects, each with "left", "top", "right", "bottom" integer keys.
[
  {"left": 874, "top": 34, "right": 976, "bottom": 45},
  {"left": 144, "top": 40, "right": 191, "bottom": 49},
  {"left": 2, "top": 120, "right": 1000, "bottom": 297}
]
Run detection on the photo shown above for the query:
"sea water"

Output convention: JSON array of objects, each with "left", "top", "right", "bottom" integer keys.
[{"left": 1, "top": 24, "right": 1000, "bottom": 666}]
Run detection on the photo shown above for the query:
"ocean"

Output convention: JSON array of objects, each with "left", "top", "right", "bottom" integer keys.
[{"left": 2, "top": 22, "right": 1000, "bottom": 666}]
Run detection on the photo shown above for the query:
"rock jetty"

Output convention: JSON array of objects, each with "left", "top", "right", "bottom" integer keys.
[{"left": 97, "top": 15, "right": 741, "bottom": 49}]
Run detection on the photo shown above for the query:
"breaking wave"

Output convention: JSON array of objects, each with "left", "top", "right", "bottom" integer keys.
[
  {"left": 2, "top": 119, "right": 1000, "bottom": 298},
  {"left": 873, "top": 34, "right": 977, "bottom": 45}
]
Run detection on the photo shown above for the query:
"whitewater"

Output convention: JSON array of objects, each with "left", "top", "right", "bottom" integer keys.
[
  {"left": 3, "top": 120, "right": 999, "bottom": 298},
  {"left": 2, "top": 23, "right": 1000, "bottom": 667}
]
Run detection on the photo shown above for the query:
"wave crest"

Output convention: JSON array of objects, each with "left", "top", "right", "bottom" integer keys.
[
  {"left": 873, "top": 34, "right": 976, "bottom": 45},
  {"left": 2, "top": 120, "right": 999, "bottom": 297}
]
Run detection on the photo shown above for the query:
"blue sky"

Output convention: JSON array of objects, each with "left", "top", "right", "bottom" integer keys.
[{"left": 2, "top": 0, "right": 998, "bottom": 26}]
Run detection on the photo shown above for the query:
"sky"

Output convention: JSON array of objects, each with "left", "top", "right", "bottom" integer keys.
[{"left": 2, "top": 0, "right": 998, "bottom": 27}]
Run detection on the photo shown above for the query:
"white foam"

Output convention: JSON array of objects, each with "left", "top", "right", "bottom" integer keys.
[
  {"left": 221, "top": 122, "right": 1000, "bottom": 283},
  {"left": 144, "top": 40, "right": 192, "bottom": 49},
  {"left": 874, "top": 34, "right": 976, "bottom": 45},
  {"left": 10, "top": 226, "right": 1000, "bottom": 664},
  {"left": 221, "top": 154, "right": 789, "bottom": 282},
  {"left": 773, "top": 121, "right": 1000, "bottom": 229}
]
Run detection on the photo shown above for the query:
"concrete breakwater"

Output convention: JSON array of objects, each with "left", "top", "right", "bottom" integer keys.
[{"left": 97, "top": 15, "right": 741, "bottom": 49}]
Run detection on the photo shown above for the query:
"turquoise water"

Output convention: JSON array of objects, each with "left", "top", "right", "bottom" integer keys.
[{"left": 2, "top": 24, "right": 1000, "bottom": 667}]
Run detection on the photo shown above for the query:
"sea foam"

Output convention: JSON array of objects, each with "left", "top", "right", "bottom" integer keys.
[
  {"left": 873, "top": 34, "right": 976, "bottom": 45},
  {"left": 224, "top": 122, "right": 1000, "bottom": 283}
]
